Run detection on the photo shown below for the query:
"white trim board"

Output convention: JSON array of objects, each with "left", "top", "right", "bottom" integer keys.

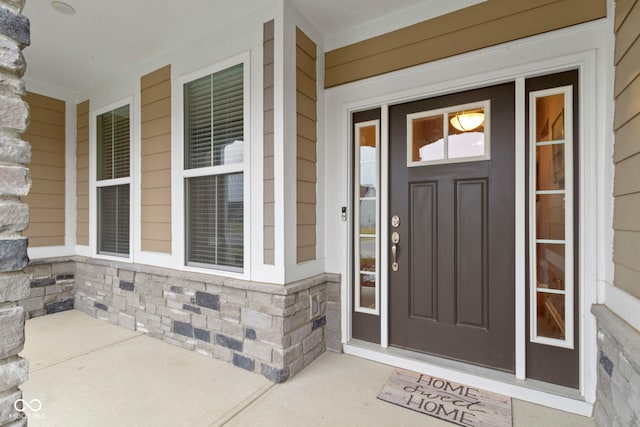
[{"left": 603, "top": 282, "right": 640, "bottom": 332}]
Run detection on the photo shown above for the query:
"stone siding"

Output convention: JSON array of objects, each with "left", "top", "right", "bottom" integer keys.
[
  {"left": 592, "top": 305, "right": 640, "bottom": 426},
  {"left": 73, "top": 256, "right": 340, "bottom": 382},
  {"left": 0, "top": 0, "right": 30, "bottom": 425},
  {"left": 20, "top": 259, "right": 75, "bottom": 319}
]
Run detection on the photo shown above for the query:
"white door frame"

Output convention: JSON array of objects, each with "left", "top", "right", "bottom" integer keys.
[{"left": 328, "top": 18, "right": 613, "bottom": 416}]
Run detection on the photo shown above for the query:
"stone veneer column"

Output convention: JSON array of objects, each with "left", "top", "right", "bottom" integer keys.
[{"left": 0, "top": 0, "right": 30, "bottom": 425}]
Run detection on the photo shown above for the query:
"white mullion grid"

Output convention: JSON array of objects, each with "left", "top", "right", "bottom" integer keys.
[
  {"left": 182, "top": 163, "right": 244, "bottom": 179},
  {"left": 354, "top": 119, "right": 380, "bottom": 316},
  {"left": 95, "top": 177, "right": 130, "bottom": 188},
  {"left": 529, "top": 85, "right": 574, "bottom": 350}
]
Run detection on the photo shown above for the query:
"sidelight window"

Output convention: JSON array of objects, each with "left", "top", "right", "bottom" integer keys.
[
  {"left": 529, "top": 87, "right": 574, "bottom": 349},
  {"left": 354, "top": 120, "right": 380, "bottom": 314}
]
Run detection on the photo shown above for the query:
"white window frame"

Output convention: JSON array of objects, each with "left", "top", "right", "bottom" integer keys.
[
  {"left": 354, "top": 119, "right": 380, "bottom": 315},
  {"left": 178, "top": 53, "right": 251, "bottom": 276},
  {"left": 406, "top": 100, "right": 490, "bottom": 167},
  {"left": 528, "top": 85, "right": 574, "bottom": 349},
  {"left": 90, "top": 97, "right": 134, "bottom": 262}
]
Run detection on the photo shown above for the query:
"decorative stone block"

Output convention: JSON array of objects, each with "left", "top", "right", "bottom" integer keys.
[
  {"left": 241, "top": 308, "right": 272, "bottom": 329},
  {"left": 0, "top": 199, "right": 28, "bottom": 232},
  {"left": 0, "top": 238, "right": 27, "bottom": 272},
  {"left": 30, "top": 277, "right": 54, "bottom": 288},
  {"left": 0, "top": 96, "right": 28, "bottom": 132},
  {"left": 118, "top": 312, "right": 136, "bottom": 331},
  {"left": 0, "top": 273, "right": 28, "bottom": 302},
  {"left": 119, "top": 280, "right": 134, "bottom": 291},
  {"left": 0, "top": 389, "right": 22, "bottom": 425},
  {"left": 0, "top": 37, "right": 25, "bottom": 76},
  {"left": 261, "top": 364, "right": 289, "bottom": 383},
  {"left": 216, "top": 334, "right": 242, "bottom": 352},
  {"left": 44, "top": 299, "right": 74, "bottom": 315},
  {"left": 0, "top": 356, "right": 27, "bottom": 391},
  {"left": 245, "top": 328, "right": 256, "bottom": 340},
  {"left": 173, "top": 321, "right": 193, "bottom": 337},
  {"left": 94, "top": 302, "right": 108, "bottom": 311},
  {"left": 232, "top": 353, "right": 254, "bottom": 372},
  {"left": 195, "top": 291, "right": 219, "bottom": 310},
  {"left": 183, "top": 304, "right": 201, "bottom": 314},
  {"left": 194, "top": 328, "right": 210, "bottom": 342},
  {"left": 0, "top": 7, "right": 29, "bottom": 47},
  {"left": 0, "top": 305, "right": 23, "bottom": 359},
  {"left": 170, "top": 285, "right": 183, "bottom": 294},
  {"left": 312, "top": 315, "right": 326, "bottom": 330}
]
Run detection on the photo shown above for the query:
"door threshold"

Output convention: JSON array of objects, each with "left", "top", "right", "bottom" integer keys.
[{"left": 343, "top": 339, "right": 593, "bottom": 417}]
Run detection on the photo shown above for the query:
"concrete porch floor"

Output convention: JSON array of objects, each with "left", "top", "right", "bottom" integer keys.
[{"left": 21, "top": 310, "right": 595, "bottom": 426}]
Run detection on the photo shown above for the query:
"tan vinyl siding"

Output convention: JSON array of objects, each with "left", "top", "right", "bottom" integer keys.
[
  {"left": 264, "top": 20, "right": 275, "bottom": 265},
  {"left": 325, "top": 0, "right": 606, "bottom": 88},
  {"left": 613, "top": 0, "right": 640, "bottom": 299},
  {"left": 296, "top": 28, "right": 317, "bottom": 263},
  {"left": 22, "top": 92, "right": 66, "bottom": 247},
  {"left": 76, "top": 100, "right": 90, "bottom": 245},
  {"left": 141, "top": 65, "right": 172, "bottom": 254}
]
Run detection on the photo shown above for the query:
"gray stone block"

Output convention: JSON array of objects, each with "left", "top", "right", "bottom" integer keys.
[
  {"left": 44, "top": 299, "right": 74, "bottom": 315},
  {"left": 17, "top": 296, "right": 42, "bottom": 313},
  {"left": 45, "top": 284, "right": 63, "bottom": 295},
  {"left": 195, "top": 291, "right": 219, "bottom": 310},
  {"left": 0, "top": 272, "right": 28, "bottom": 301},
  {"left": 232, "top": 353, "right": 254, "bottom": 372},
  {"left": 241, "top": 307, "right": 272, "bottom": 329},
  {"left": 312, "top": 315, "right": 326, "bottom": 330},
  {"left": 244, "top": 340, "right": 272, "bottom": 362},
  {"left": 194, "top": 328, "right": 210, "bottom": 342},
  {"left": 0, "top": 305, "right": 23, "bottom": 360},
  {"left": 118, "top": 312, "right": 136, "bottom": 331},
  {"left": 173, "top": 321, "right": 193, "bottom": 337},
  {"left": 119, "top": 280, "right": 134, "bottom": 291},
  {"left": 216, "top": 334, "right": 242, "bottom": 352},
  {"left": 0, "top": 96, "right": 28, "bottom": 132},
  {"left": 302, "top": 328, "right": 323, "bottom": 354},
  {"left": 245, "top": 328, "right": 256, "bottom": 340},
  {"left": 0, "top": 389, "right": 22, "bottom": 425},
  {"left": 0, "top": 37, "right": 25, "bottom": 76},
  {"left": 0, "top": 238, "right": 27, "bottom": 272},
  {"left": 30, "top": 277, "right": 54, "bottom": 288},
  {"left": 261, "top": 364, "right": 289, "bottom": 383},
  {"left": 0, "top": 7, "right": 29, "bottom": 46},
  {"left": 0, "top": 199, "right": 28, "bottom": 231},
  {"left": 0, "top": 356, "right": 27, "bottom": 391},
  {"left": 183, "top": 304, "right": 201, "bottom": 314},
  {"left": 94, "top": 302, "right": 108, "bottom": 311}
]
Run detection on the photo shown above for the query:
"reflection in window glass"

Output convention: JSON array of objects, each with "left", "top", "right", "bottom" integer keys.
[
  {"left": 408, "top": 103, "right": 488, "bottom": 166},
  {"left": 530, "top": 87, "right": 573, "bottom": 347},
  {"left": 355, "top": 122, "right": 379, "bottom": 313}
]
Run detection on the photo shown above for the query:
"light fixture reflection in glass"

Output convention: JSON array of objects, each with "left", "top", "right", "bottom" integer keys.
[
  {"left": 450, "top": 112, "right": 485, "bottom": 132},
  {"left": 51, "top": 1, "right": 76, "bottom": 15}
]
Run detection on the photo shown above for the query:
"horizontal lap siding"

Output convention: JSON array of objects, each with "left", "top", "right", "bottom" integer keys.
[
  {"left": 296, "top": 28, "right": 317, "bottom": 263},
  {"left": 23, "top": 92, "right": 66, "bottom": 247},
  {"left": 141, "top": 65, "right": 172, "bottom": 254},
  {"left": 324, "top": 0, "right": 606, "bottom": 88},
  {"left": 613, "top": 0, "right": 640, "bottom": 298}
]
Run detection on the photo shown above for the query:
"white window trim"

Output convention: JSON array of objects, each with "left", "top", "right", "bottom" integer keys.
[
  {"left": 406, "top": 100, "right": 491, "bottom": 167},
  {"left": 175, "top": 52, "right": 251, "bottom": 279},
  {"left": 89, "top": 97, "right": 134, "bottom": 262},
  {"left": 528, "top": 85, "right": 575, "bottom": 349},
  {"left": 354, "top": 119, "right": 380, "bottom": 315}
]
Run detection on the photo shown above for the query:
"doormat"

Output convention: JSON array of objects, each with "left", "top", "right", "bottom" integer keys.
[{"left": 377, "top": 369, "right": 512, "bottom": 427}]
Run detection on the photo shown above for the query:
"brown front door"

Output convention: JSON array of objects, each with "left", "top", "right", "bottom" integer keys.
[{"left": 389, "top": 83, "right": 516, "bottom": 371}]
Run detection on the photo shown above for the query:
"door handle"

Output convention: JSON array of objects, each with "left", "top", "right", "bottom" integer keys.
[{"left": 391, "top": 231, "right": 400, "bottom": 272}]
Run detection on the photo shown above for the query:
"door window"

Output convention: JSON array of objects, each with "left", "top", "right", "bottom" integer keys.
[{"left": 407, "top": 101, "right": 490, "bottom": 166}]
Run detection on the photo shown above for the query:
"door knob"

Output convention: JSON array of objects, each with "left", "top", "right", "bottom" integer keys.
[{"left": 391, "top": 231, "right": 400, "bottom": 272}]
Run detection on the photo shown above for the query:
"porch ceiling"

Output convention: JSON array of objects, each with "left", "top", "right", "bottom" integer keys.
[{"left": 22, "top": 0, "right": 480, "bottom": 96}]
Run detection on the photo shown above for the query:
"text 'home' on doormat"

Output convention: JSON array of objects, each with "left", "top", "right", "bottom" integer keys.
[{"left": 377, "top": 369, "right": 512, "bottom": 427}]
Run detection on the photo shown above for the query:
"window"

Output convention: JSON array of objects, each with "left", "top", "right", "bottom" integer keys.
[
  {"left": 354, "top": 120, "right": 380, "bottom": 314},
  {"left": 529, "top": 86, "right": 574, "bottom": 349},
  {"left": 407, "top": 101, "right": 490, "bottom": 166},
  {"left": 184, "top": 63, "right": 245, "bottom": 272},
  {"left": 96, "top": 104, "right": 131, "bottom": 256}
]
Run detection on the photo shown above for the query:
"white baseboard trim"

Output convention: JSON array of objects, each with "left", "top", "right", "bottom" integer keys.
[
  {"left": 603, "top": 282, "right": 640, "bottom": 332},
  {"left": 343, "top": 342, "right": 593, "bottom": 417}
]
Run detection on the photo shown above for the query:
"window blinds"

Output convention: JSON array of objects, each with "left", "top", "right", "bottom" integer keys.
[
  {"left": 98, "top": 105, "right": 130, "bottom": 180},
  {"left": 184, "top": 63, "right": 245, "bottom": 270},
  {"left": 98, "top": 184, "right": 130, "bottom": 255},
  {"left": 184, "top": 64, "right": 244, "bottom": 169}
]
